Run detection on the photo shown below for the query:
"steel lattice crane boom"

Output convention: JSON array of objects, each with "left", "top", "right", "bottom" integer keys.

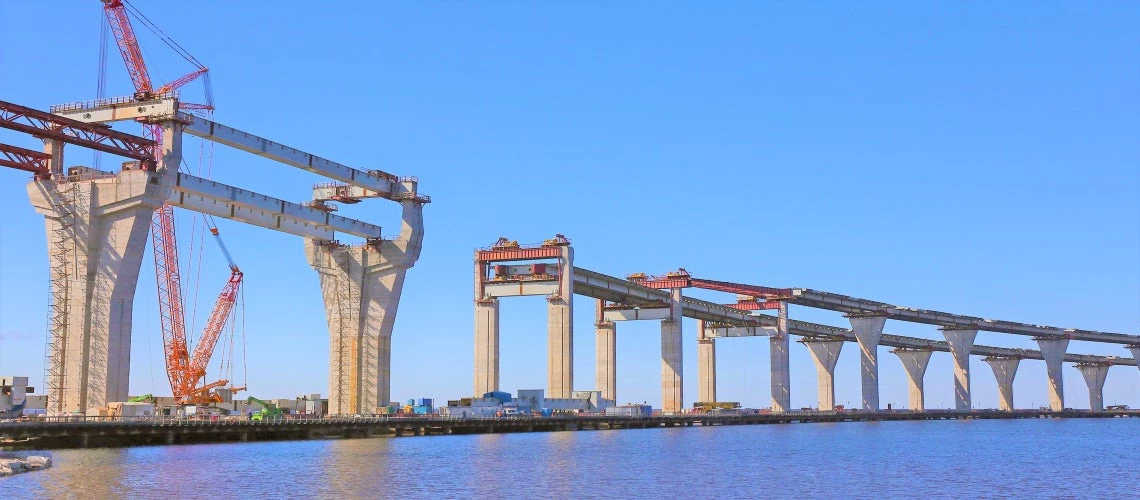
[{"left": 100, "top": 0, "right": 236, "bottom": 404}]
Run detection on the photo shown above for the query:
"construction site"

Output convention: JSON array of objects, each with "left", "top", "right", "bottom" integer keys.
[
  {"left": 1, "top": 0, "right": 427, "bottom": 421},
  {"left": 1, "top": 2, "right": 1139, "bottom": 449}
]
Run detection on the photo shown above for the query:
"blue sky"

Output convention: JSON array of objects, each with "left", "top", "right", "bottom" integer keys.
[{"left": 1, "top": 2, "right": 1137, "bottom": 410}]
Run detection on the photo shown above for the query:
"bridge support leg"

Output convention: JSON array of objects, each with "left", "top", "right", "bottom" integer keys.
[
  {"left": 802, "top": 339, "right": 843, "bottom": 411},
  {"left": 1034, "top": 337, "right": 1069, "bottom": 411},
  {"left": 474, "top": 299, "right": 500, "bottom": 397},
  {"left": 546, "top": 246, "right": 574, "bottom": 399},
  {"left": 595, "top": 300, "right": 616, "bottom": 404},
  {"left": 548, "top": 296, "right": 574, "bottom": 399},
  {"left": 697, "top": 320, "right": 716, "bottom": 405},
  {"left": 307, "top": 199, "right": 424, "bottom": 415},
  {"left": 661, "top": 288, "right": 684, "bottom": 414},
  {"left": 984, "top": 356, "right": 1020, "bottom": 411},
  {"left": 1074, "top": 363, "right": 1110, "bottom": 411},
  {"left": 1129, "top": 346, "right": 1140, "bottom": 374},
  {"left": 941, "top": 328, "right": 977, "bottom": 411},
  {"left": 770, "top": 302, "right": 791, "bottom": 413},
  {"left": 29, "top": 164, "right": 173, "bottom": 414},
  {"left": 847, "top": 315, "right": 885, "bottom": 411},
  {"left": 892, "top": 348, "right": 932, "bottom": 412}
]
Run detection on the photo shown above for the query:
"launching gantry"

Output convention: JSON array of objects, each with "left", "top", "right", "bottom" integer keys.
[{"left": 4, "top": 96, "right": 427, "bottom": 415}]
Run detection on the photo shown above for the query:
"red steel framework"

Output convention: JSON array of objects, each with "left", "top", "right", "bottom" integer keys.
[
  {"left": 629, "top": 269, "right": 793, "bottom": 311},
  {"left": 0, "top": 143, "right": 52, "bottom": 178},
  {"left": 0, "top": 99, "right": 157, "bottom": 168},
  {"left": 476, "top": 235, "right": 571, "bottom": 262}
]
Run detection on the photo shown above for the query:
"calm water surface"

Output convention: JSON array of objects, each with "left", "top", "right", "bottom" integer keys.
[{"left": 4, "top": 419, "right": 1138, "bottom": 498}]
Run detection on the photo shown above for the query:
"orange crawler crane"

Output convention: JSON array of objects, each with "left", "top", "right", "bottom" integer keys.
[
  {"left": 101, "top": 0, "right": 236, "bottom": 404},
  {"left": 171, "top": 226, "right": 244, "bottom": 404}
]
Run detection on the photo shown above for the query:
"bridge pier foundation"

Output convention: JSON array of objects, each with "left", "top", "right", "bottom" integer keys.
[
  {"left": 847, "top": 315, "right": 885, "bottom": 411},
  {"left": 1034, "top": 337, "right": 1069, "bottom": 411},
  {"left": 941, "top": 328, "right": 977, "bottom": 411},
  {"left": 1074, "top": 362, "right": 1110, "bottom": 411},
  {"left": 661, "top": 288, "right": 684, "bottom": 414},
  {"left": 802, "top": 338, "right": 844, "bottom": 411},
  {"left": 770, "top": 302, "right": 791, "bottom": 413},
  {"left": 697, "top": 321, "right": 716, "bottom": 405},
  {"left": 596, "top": 300, "right": 617, "bottom": 403},
  {"left": 892, "top": 348, "right": 932, "bottom": 412},
  {"left": 984, "top": 356, "right": 1020, "bottom": 411}
]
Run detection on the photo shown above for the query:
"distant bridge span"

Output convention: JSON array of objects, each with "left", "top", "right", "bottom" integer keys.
[{"left": 474, "top": 238, "right": 1138, "bottom": 414}]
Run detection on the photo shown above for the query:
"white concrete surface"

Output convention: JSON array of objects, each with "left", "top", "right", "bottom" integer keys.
[{"left": 941, "top": 328, "right": 978, "bottom": 411}]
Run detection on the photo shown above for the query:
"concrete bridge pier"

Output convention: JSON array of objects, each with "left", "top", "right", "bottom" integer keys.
[
  {"left": 660, "top": 288, "right": 684, "bottom": 413},
  {"left": 697, "top": 320, "right": 716, "bottom": 404},
  {"left": 984, "top": 356, "right": 1020, "bottom": 411},
  {"left": 801, "top": 338, "right": 844, "bottom": 411},
  {"left": 847, "top": 314, "right": 885, "bottom": 411},
  {"left": 546, "top": 245, "right": 574, "bottom": 399},
  {"left": 1034, "top": 337, "right": 1069, "bottom": 411},
  {"left": 1074, "top": 362, "right": 1110, "bottom": 411},
  {"left": 595, "top": 300, "right": 617, "bottom": 403},
  {"left": 474, "top": 298, "right": 500, "bottom": 396},
  {"left": 891, "top": 348, "right": 932, "bottom": 412},
  {"left": 770, "top": 302, "right": 791, "bottom": 413},
  {"left": 30, "top": 124, "right": 181, "bottom": 414},
  {"left": 1129, "top": 346, "right": 1140, "bottom": 373},
  {"left": 306, "top": 197, "right": 424, "bottom": 415},
  {"left": 941, "top": 328, "right": 977, "bottom": 411}
]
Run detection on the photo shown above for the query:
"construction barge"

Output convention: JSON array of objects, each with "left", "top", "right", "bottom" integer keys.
[{"left": 2, "top": 409, "right": 1137, "bottom": 450}]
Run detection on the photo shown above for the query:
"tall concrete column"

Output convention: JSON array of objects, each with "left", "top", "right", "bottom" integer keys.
[
  {"left": 1074, "top": 363, "right": 1110, "bottom": 411},
  {"left": 941, "top": 328, "right": 978, "bottom": 411},
  {"left": 891, "top": 348, "right": 932, "bottom": 412},
  {"left": 660, "top": 288, "right": 684, "bottom": 413},
  {"left": 847, "top": 314, "right": 885, "bottom": 411},
  {"left": 29, "top": 168, "right": 171, "bottom": 414},
  {"left": 770, "top": 302, "right": 791, "bottom": 413},
  {"left": 802, "top": 339, "right": 844, "bottom": 411},
  {"left": 1034, "top": 336, "right": 1069, "bottom": 411},
  {"left": 307, "top": 197, "right": 424, "bottom": 415},
  {"left": 547, "top": 245, "right": 574, "bottom": 399},
  {"left": 984, "top": 356, "right": 1020, "bottom": 412},
  {"left": 1129, "top": 346, "right": 1140, "bottom": 373},
  {"left": 595, "top": 300, "right": 616, "bottom": 404},
  {"left": 474, "top": 299, "right": 499, "bottom": 397},
  {"left": 697, "top": 320, "right": 716, "bottom": 404}
]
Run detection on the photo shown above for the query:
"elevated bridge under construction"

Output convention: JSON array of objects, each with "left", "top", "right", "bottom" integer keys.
[{"left": 474, "top": 237, "right": 1140, "bottom": 414}]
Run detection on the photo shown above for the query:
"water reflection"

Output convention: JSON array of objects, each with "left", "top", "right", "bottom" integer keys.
[{"left": 4, "top": 419, "right": 1138, "bottom": 497}]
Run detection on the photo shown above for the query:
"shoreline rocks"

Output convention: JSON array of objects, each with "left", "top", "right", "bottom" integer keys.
[{"left": 0, "top": 455, "right": 52, "bottom": 476}]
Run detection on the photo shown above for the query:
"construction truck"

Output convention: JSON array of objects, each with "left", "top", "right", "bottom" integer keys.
[{"left": 247, "top": 396, "right": 283, "bottom": 422}]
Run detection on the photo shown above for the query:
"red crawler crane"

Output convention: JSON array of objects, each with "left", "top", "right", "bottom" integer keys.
[{"left": 101, "top": 0, "right": 239, "bottom": 404}]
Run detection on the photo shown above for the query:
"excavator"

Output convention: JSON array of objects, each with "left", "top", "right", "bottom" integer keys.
[{"left": 247, "top": 397, "right": 283, "bottom": 422}]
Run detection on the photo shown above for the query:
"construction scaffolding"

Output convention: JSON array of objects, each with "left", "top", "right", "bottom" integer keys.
[{"left": 44, "top": 180, "right": 85, "bottom": 413}]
